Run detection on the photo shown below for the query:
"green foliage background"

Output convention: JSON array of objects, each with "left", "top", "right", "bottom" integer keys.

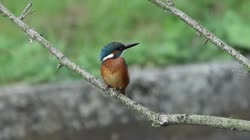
[{"left": 0, "top": 0, "right": 250, "bottom": 85}]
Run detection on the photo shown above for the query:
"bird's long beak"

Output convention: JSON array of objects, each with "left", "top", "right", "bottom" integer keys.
[{"left": 124, "top": 43, "right": 139, "bottom": 50}]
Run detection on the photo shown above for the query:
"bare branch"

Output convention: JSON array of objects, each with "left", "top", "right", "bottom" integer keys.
[
  {"left": 149, "top": 0, "right": 250, "bottom": 70},
  {"left": 204, "top": 39, "right": 209, "bottom": 45},
  {"left": 158, "top": 114, "right": 250, "bottom": 131},
  {"left": 19, "top": 1, "right": 33, "bottom": 20},
  {"left": 57, "top": 56, "right": 65, "bottom": 69},
  {"left": 1, "top": 3, "right": 250, "bottom": 132},
  {"left": 57, "top": 63, "right": 64, "bottom": 69}
]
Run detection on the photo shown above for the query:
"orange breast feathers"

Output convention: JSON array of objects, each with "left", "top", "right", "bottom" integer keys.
[{"left": 101, "top": 57, "right": 130, "bottom": 94}]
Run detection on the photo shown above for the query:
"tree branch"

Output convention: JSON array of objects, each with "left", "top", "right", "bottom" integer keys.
[
  {"left": 149, "top": 0, "right": 250, "bottom": 70},
  {"left": 158, "top": 114, "right": 250, "bottom": 131},
  {"left": 1, "top": 2, "right": 250, "bottom": 132},
  {"left": 19, "top": 1, "right": 33, "bottom": 20}
]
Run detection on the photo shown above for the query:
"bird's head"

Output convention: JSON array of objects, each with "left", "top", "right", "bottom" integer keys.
[{"left": 100, "top": 42, "right": 139, "bottom": 62}]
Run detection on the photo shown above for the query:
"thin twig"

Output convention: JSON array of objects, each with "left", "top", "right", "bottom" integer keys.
[
  {"left": 57, "top": 63, "right": 64, "bottom": 69},
  {"left": 149, "top": 0, "right": 250, "bottom": 70},
  {"left": 1, "top": 3, "right": 250, "bottom": 132},
  {"left": 19, "top": 1, "right": 33, "bottom": 20},
  {"left": 204, "top": 39, "right": 209, "bottom": 45}
]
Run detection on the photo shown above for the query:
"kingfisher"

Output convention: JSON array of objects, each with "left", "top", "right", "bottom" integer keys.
[{"left": 100, "top": 42, "right": 139, "bottom": 95}]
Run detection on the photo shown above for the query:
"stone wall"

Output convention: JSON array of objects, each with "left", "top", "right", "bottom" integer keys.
[{"left": 0, "top": 61, "right": 249, "bottom": 140}]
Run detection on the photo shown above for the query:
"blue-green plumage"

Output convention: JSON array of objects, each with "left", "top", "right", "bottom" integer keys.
[{"left": 100, "top": 42, "right": 124, "bottom": 61}]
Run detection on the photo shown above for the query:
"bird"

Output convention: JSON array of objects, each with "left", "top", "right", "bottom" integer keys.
[{"left": 100, "top": 42, "right": 139, "bottom": 95}]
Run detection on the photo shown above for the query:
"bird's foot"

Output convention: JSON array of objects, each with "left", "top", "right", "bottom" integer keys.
[
  {"left": 110, "top": 88, "right": 125, "bottom": 97},
  {"left": 116, "top": 88, "right": 127, "bottom": 95},
  {"left": 103, "top": 84, "right": 112, "bottom": 94},
  {"left": 103, "top": 84, "right": 111, "bottom": 90},
  {"left": 107, "top": 88, "right": 119, "bottom": 97},
  {"left": 103, "top": 84, "right": 120, "bottom": 97}
]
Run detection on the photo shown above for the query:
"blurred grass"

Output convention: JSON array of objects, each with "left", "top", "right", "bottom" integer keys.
[{"left": 0, "top": 0, "right": 250, "bottom": 85}]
